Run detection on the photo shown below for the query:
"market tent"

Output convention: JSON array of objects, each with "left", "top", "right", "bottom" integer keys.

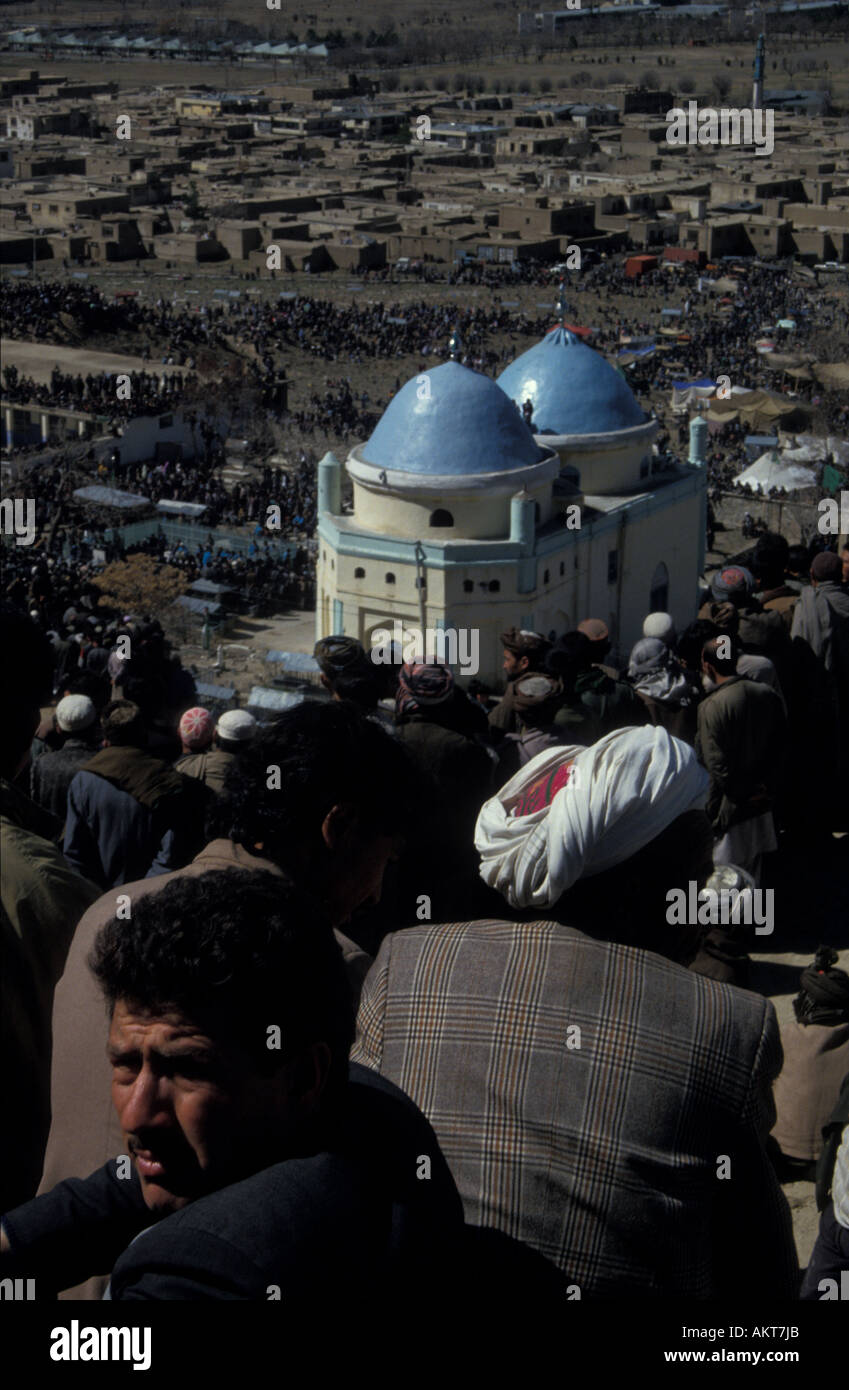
[
  {"left": 246, "top": 687, "right": 307, "bottom": 718},
  {"left": 671, "top": 379, "right": 715, "bottom": 411},
  {"left": 744, "top": 434, "right": 779, "bottom": 459},
  {"left": 617, "top": 345, "right": 656, "bottom": 365},
  {"left": 175, "top": 596, "right": 222, "bottom": 617},
  {"left": 814, "top": 362, "right": 849, "bottom": 390},
  {"left": 779, "top": 434, "right": 849, "bottom": 467},
  {"left": 733, "top": 453, "right": 817, "bottom": 495},
  {"left": 704, "top": 390, "right": 811, "bottom": 431},
  {"left": 156, "top": 499, "right": 207, "bottom": 517},
  {"left": 190, "top": 579, "right": 238, "bottom": 597},
  {"left": 72, "top": 485, "right": 150, "bottom": 509},
  {"left": 194, "top": 682, "right": 236, "bottom": 713},
  {"left": 265, "top": 650, "right": 321, "bottom": 682}
]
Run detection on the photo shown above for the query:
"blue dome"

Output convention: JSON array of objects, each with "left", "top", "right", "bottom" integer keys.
[
  {"left": 497, "top": 326, "right": 647, "bottom": 436},
  {"left": 362, "top": 361, "right": 547, "bottom": 475}
]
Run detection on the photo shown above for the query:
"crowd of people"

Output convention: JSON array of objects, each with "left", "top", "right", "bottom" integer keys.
[
  {"left": 1, "top": 362, "right": 195, "bottom": 427},
  {"left": 1, "top": 519, "right": 847, "bottom": 1303}
]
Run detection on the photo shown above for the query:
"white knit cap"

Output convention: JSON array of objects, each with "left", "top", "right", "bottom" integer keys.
[
  {"left": 642, "top": 612, "right": 676, "bottom": 646},
  {"left": 216, "top": 709, "right": 257, "bottom": 743},
  {"left": 55, "top": 694, "right": 97, "bottom": 733}
]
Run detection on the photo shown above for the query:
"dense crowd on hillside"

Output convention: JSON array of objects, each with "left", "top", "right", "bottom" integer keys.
[{"left": 1, "top": 525, "right": 847, "bottom": 1304}]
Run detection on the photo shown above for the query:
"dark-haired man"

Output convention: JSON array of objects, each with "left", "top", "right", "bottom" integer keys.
[
  {"left": 488, "top": 627, "right": 552, "bottom": 734},
  {"left": 63, "top": 699, "right": 205, "bottom": 888},
  {"left": 313, "top": 634, "right": 394, "bottom": 731},
  {"left": 549, "top": 630, "right": 647, "bottom": 745},
  {"left": 39, "top": 701, "right": 416, "bottom": 1287},
  {"left": 0, "top": 872, "right": 468, "bottom": 1300},
  {"left": 752, "top": 532, "right": 797, "bottom": 631}
]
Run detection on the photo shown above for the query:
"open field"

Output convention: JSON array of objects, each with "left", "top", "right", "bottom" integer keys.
[
  {"left": 3, "top": 40, "right": 849, "bottom": 107},
  {"left": 2, "top": 0, "right": 849, "bottom": 108}
]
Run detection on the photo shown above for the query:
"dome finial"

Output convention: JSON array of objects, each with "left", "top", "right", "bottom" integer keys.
[
  {"left": 448, "top": 328, "right": 462, "bottom": 361},
  {"left": 555, "top": 279, "right": 567, "bottom": 328}
]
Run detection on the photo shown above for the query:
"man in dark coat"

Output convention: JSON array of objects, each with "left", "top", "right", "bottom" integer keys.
[
  {"left": 0, "top": 606, "right": 100, "bottom": 1216},
  {"left": 752, "top": 532, "right": 798, "bottom": 632},
  {"left": 790, "top": 550, "right": 849, "bottom": 825},
  {"left": 63, "top": 699, "right": 206, "bottom": 888},
  {"left": 30, "top": 695, "right": 99, "bottom": 825},
  {"left": 696, "top": 636, "right": 786, "bottom": 881},
  {"left": 700, "top": 565, "right": 794, "bottom": 696},
  {"left": 38, "top": 702, "right": 420, "bottom": 1299},
  {"left": 0, "top": 872, "right": 473, "bottom": 1301},
  {"left": 393, "top": 662, "right": 493, "bottom": 914},
  {"left": 549, "top": 631, "right": 648, "bottom": 745}
]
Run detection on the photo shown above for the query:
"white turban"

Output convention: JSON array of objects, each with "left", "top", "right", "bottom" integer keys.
[{"left": 475, "top": 726, "right": 709, "bottom": 910}]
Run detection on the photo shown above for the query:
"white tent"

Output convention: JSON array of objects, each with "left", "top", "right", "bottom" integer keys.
[
  {"left": 733, "top": 452, "right": 817, "bottom": 495},
  {"left": 779, "top": 434, "right": 849, "bottom": 467}
]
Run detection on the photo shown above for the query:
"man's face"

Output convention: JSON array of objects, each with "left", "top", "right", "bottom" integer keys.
[
  {"left": 322, "top": 809, "right": 402, "bottom": 926},
  {"left": 503, "top": 649, "right": 527, "bottom": 680},
  {"left": 108, "top": 1001, "right": 303, "bottom": 1215}
]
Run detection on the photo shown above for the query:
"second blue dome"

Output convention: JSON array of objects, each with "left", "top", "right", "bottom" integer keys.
[{"left": 497, "top": 326, "right": 648, "bottom": 436}]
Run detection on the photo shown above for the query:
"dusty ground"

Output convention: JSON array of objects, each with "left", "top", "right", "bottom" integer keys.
[
  {"left": 2, "top": 30, "right": 848, "bottom": 106},
  {"left": 0, "top": 338, "right": 190, "bottom": 383}
]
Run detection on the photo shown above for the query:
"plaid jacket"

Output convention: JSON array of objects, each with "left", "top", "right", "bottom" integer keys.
[{"left": 352, "top": 919, "right": 799, "bottom": 1299}]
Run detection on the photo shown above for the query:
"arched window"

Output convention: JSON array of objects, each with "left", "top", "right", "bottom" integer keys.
[
  {"left": 429, "top": 508, "right": 453, "bottom": 527},
  {"left": 650, "top": 561, "right": 669, "bottom": 613},
  {"left": 559, "top": 562, "right": 565, "bottom": 577},
  {"left": 489, "top": 580, "right": 500, "bottom": 593},
  {"left": 385, "top": 572, "right": 396, "bottom": 584},
  {"left": 354, "top": 566, "right": 365, "bottom": 579},
  {"left": 543, "top": 569, "right": 550, "bottom": 585},
  {"left": 463, "top": 580, "right": 474, "bottom": 593}
]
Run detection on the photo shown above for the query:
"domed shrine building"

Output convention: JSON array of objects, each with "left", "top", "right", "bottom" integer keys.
[{"left": 316, "top": 331, "right": 706, "bottom": 683}]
